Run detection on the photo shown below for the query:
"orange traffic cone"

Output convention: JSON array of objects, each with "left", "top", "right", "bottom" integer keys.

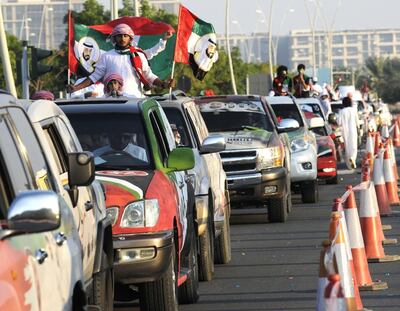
[
  {"left": 362, "top": 167, "right": 397, "bottom": 245},
  {"left": 373, "top": 144, "right": 392, "bottom": 215},
  {"left": 374, "top": 132, "right": 381, "bottom": 155},
  {"left": 387, "top": 138, "right": 399, "bottom": 181},
  {"left": 365, "top": 131, "right": 375, "bottom": 157},
  {"left": 324, "top": 274, "right": 347, "bottom": 311},
  {"left": 381, "top": 124, "right": 390, "bottom": 141},
  {"left": 383, "top": 144, "right": 400, "bottom": 206},
  {"left": 344, "top": 186, "right": 388, "bottom": 291},
  {"left": 360, "top": 179, "right": 400, "bottom": 263},
  {"left": 317, "top": 240, "right": 333, "bottom": 311},
  {"left": 392, "top": 120, "right": 400, "bottom": 147},
  {"left": 329, "top": 212, "right": 358, "bottom": 311}
]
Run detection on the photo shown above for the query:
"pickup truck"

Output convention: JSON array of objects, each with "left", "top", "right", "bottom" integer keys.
[{"left": 195, "top": 95, "right": 291, "bottom": 223}]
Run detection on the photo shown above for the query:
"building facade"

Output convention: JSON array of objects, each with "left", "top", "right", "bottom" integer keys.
[
  {"left": 290, "top": 28, "right": 400, "bottom": 71},
  {"left": 2, "top": 0, "right": 84, "bottom": 50}
]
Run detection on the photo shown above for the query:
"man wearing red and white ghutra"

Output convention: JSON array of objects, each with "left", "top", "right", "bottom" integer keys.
[{"left": 68, "top": 23, "right": 173, "bottom": 98}]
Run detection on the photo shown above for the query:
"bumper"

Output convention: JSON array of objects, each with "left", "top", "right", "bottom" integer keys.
[
  {"left": 227, "top": 167, "right": 287, "bottom": 205},
  {"left": 113, "top": 230, "right": 173, "bottom": 284},
  {"left": 317, "top": 156, "right": 337, "bottom": 178},
  {"left": 290, "top": 148, "right": 317, "bottom": 182}
]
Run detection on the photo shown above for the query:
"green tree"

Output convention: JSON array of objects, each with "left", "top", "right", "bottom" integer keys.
[
  {"left": 119, "top": 0, "right": 135, "bottom": 17},
  {"left": 71, "top": 0, "right": 109, "bottom": 25},
  {"left": 0, "top": 33, "right": 22, "bottom": 95}
]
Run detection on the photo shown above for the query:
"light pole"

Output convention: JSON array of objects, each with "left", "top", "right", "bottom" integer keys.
[
  {"left": 304, "top": 0, "right": 318, "bottom": 78},
  {"left": 225, "top": 0, "right": 237, "bottom": 94},
  {"left": 0, "top": 4, "right": 17, "bottom": 97}
]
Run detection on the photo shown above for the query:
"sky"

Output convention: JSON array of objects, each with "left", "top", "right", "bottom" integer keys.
[{"left": 101, "top": 0, "right": 400, "bottom": 36}]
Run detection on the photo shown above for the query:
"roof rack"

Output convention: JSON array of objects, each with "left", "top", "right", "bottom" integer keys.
[{"left": 147, "top": 90, "right": 189, "bottom": 101}]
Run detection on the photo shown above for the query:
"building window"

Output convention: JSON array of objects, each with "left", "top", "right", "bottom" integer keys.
[
  {"left": 347, "top": 59, "right": 359, "bottom": 68},
  {"left": 333, "top": 59, "right": 344, "bottom": 68},
  {"left": 333, "top": 48, "right": 343, "bottom": 56},
  {"left": 296, "top": 36, "right": 309, "bottom": 45},
  {"left": 380, "top": 46, "right": 394, "bottom": 55},
  {"left": 346, "top": 35, "right": 358, "bottom": 44},
  {"left": 333, "top": 35, "right": 343, "bottom": 44},
  {"left": 347, "top": 47, "right": 359, "bottom": 56},
  {"left": 379, "top": 33, "right": 393, "bottom": 42}
]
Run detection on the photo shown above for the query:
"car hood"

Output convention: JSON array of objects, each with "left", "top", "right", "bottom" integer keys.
[
  {"left": 217, "top": 129, "right": 272, "bottom": 150},
  {"left": 286, "top": 128, "right": 306, "bottom": 142},
  {"left": 96, "top": 170, "right": 155, "bottom": 200}
]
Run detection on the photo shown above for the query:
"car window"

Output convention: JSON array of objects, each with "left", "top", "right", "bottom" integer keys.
[
  {"left": 270, "top": 104, "right": 305, "bottom": 127},
  {"left": 164, "top": 108, "right": 193, "bottom": 148},
  {"left": 43, "top": 123, "right": 68, "bottom": 174},
  {"left": 185, "top": 104, "right": 209, "bottom": 144},
  {"left": 198, "top": 100, "right": 274, "bottom": 132},
  {"left": 54, "top": 117, "right": 79, "bottom": 153},
  {"left": 299, "top": 103, "right": 324, "bottom": 119},
  {"left": 156, "top": 107, "right": 176, "bottom": 151},
  {"left": 149, "top": 111, "right": 169, "bottom": 166},
  {"left": 67, "top": 112, "right": 151, "bottom": 170},
  {"left": 7, "top": 108, "right": 53, "bottom": 191}
]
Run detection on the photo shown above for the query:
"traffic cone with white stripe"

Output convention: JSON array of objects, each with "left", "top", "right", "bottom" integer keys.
[
  {"left": 317, "top": 240, "right": 333, "bottom": 311},
  {"left": 392, "top": 120, "right": 400, "bottom": 147},
  {"left": 373, "top": 144, "right": 392, "bottom": 215},
  {"left": 383, "top": 144, "right": 400, "bottom": 206},
  {"left": 324, "top": 274, "right": 347, "bottom": 311},
  {"left": 365, "top": 131, "right": 375, "bottom": 157},
  {"left": 344, "top": 185, "right": 388, "bottom": 291},
  {"left": 360, "top": 177, "right": 400, "bottom": 263},
  {"left": 362, "top": 166, "right": 397, "bottom": 245},
  {"left": 387, "top": 137, "right": 399, "bottom": 181},
  {"left": 374, "top": 132, "right": 381, "bottom": 155},
  {"left": 381, "top": 123, "right": 390, "bottom": 141},
  {"left": 329, "top": 212, "right": 358, "bottom": 311}
]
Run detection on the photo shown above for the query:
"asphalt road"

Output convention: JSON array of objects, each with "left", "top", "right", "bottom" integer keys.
[{"left": 116, "top": 164, "right": 400, "bottom": 311}]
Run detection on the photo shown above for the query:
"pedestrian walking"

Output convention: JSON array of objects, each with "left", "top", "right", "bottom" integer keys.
[{"left": 337, "top": 96, "right": 359, "bottom": 169}]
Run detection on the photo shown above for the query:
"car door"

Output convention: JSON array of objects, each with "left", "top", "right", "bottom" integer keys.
[
  {"left": 0, "top": 107, "right": 75, "bottom": 310},
  {"left": 40, "top": 115, "right": 96, "bottom": 280},
  {"left": 148, "top": 106, "right": 189, "bottom": 251}
]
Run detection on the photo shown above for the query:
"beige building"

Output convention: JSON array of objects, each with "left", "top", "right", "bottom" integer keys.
[
  {"left": 1, "top": 0, "right": 84, "bottom": 49},
  {"left": 290, "top": 28, "right": 400, "bottom": 70}
]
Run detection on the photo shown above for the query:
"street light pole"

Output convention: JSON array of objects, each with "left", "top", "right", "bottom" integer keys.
[
  {"left": 0, "top": 4, "right": 17, "bottom": 97},
  {"left": 304, "top": 0, "right": 318, "bottom": 78},
  {"left": 267, "top": 0, "right": 275, "bottom": 85},
  {"left": 225, "top": 0, "right": 237, "bottom": 94}
]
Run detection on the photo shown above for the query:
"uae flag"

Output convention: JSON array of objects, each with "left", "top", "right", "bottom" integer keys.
[
  {"left": 174, "top": 5, "right": 218, "bottom": 81},
  {"left": 68, "top": 15, "right": 175, "bottom": 80}
]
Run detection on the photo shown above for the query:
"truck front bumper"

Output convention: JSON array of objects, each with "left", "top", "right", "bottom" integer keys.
[
  {"left": 290, "top": 148, "right": 317, "bottom": 182},
  {"left": 227, "top": 167, "right": 287, "bottom": 205}
]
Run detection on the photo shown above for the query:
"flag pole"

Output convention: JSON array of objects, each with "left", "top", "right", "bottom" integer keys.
[{"left": 169, "top": 60, "right": 176, "bottom": 99}]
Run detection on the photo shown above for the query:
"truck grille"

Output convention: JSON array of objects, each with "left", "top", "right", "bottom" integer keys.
[{"left": 220, "top": 150, "right": 257, "bottom": 174}]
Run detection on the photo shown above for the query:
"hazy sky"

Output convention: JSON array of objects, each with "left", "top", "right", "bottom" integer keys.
[{"left": 101, "top": 0, "right": 400, "bottom": 35}]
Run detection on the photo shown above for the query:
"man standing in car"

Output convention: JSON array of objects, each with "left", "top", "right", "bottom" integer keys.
[
  {"left": 272, "top": 65, "right": 292, "bottom": 96},
  {"left": 293, "top": 64, "right": 310, "bottom": 98},
  {"left": 67, "top": 24, "right": 173, "bottom": 98}
]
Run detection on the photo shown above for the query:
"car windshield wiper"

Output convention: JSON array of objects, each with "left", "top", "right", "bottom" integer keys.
[{"left": 241, "top": 125, "right": 265, "bottom": 131}]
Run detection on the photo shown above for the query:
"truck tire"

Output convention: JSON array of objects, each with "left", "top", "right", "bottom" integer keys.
[
  {"left": 139, "top": 242, "right": 178, "bottom": 311},
  {"left": 92, "top": 251, "right": 113, "bottom": 311},
  {"left": 301, "top": 180, "right": 319, "bottom": 203},
  {"left": 198, "top": 213, "right": 215, "bottom": 281},
  {"left": 268, "top": 196, "right": 288, "bottom": 223},
  {"left": 178, "top": 224, "right": 199, "bottom": 304},
  {"left": 214, "top": 210, "right": 231, "bottom": 264}
]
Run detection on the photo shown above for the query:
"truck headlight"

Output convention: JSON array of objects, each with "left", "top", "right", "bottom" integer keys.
[
  {"left": 291, "top": 138, "right": 310, "bottom": 153},
  {"left": 256, "top": 146, "right": 283, "bottom": 169},
  {"left": 120, "top": 199, "right": 160, "bottom": 228}
]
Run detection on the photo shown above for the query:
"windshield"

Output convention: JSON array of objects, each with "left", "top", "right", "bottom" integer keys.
[
  {"left": 67, "top": 113, "right": 152, "bottom": 170},
  {"left": 270, "top": 104, "right": 304, "bottom": 127},
  {"left": 198, "top": 100, "right": 274, "bottom": 132}
]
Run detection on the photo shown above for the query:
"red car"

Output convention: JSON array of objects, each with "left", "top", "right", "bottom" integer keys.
[{"left": 298, "top": 100, "right": 338, "bottom": 184}]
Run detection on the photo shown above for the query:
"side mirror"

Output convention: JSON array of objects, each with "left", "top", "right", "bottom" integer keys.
[
  {"left": 277, "top": 118, "right": 300, "bottom": 132},
  {"left": 200, "top": 134, "right": 226, "bottom": 154},
  {"left": 68, "top": 151, "right": 95, "bottom": 187},
  {"left": 167, "top": 147, "right": 195, "bottom": 171},
  {"left": 6, "top": 191, "right": 60, "bottom": 235},
  {"left": 309, "top": 117, "right": 325, "bottom": 129}
]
